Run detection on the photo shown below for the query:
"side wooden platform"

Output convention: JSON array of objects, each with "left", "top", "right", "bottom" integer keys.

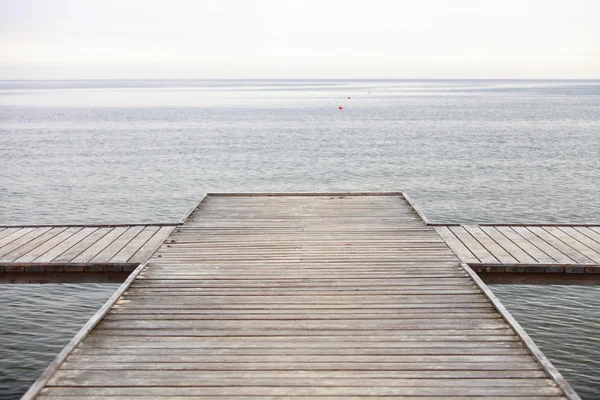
[
  {"left": 435, "top": 225, "right": 600, "bottom": 274},
  {"left": 2, "top": 215, "right": 599, "bottom": 278},
  {"left": 23, "top": 193, "right": 578, "bottom": 399},
  {"left": 0, "top": 224, "right": 176, "bottom": 272}
]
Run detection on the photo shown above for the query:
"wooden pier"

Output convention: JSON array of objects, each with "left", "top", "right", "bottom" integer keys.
[
  {"left": 435, "top": 224, "right": 600, "bottom": 276},
  {"left": 2, "top": 221, "right": 598, "bottom": 280},
  {"left": 22, "top": 193, "right": 578, "bottom": 399},
  {"left": 0, "top": 224, "right": 176, "bottom": 279}
]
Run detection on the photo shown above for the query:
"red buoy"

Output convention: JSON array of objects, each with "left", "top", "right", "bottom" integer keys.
[
  {"left": 348, "top": 97, "right": 351, "bottom": 99},
  {"left": 338, "top": 106, "right": 343, "bottom": 110}
]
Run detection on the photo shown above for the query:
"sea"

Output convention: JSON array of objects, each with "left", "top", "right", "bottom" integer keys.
[{"left": 0, "top": 79, "right": 599, "bottom": 399}]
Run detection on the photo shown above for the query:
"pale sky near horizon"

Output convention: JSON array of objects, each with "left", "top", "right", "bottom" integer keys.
[{"left": 1, "top": 0, "right": 598, "bottom": 79}]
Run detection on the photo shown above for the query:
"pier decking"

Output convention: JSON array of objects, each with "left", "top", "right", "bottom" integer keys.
[
  {"left": 435, "top": 224, "right": 600, "bottom": 274},
  {"left": 2, "top": 222, "right": 599, "bottom": 278},
  {"left": 0, "top": 224, "right": 176, "bottom": 273},
  {"left": 23, "top": 193, "right": 577, "bottom": 399}
]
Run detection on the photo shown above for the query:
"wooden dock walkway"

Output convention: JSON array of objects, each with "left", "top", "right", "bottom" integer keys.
[
  {"left": 23, "top": 193, "right": 577, "bottom": 399},
  {"left": 0, "top": 224, "right": 176, "bottom": 273},
  {"left": 435, "top": 224, "right": 600, "bottom": 274},
  {"left": 2, "top": 221, "right": 598, "bottom": 278}
]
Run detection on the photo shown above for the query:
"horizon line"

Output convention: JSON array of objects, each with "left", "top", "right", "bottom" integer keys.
[{"left": 2, "top": 78, "right": 600, "bottom": 81}]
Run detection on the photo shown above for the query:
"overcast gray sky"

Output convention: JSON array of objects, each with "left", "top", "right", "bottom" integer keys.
[{"left": 1, "top": 0, "right": 598, "bottom": 79}]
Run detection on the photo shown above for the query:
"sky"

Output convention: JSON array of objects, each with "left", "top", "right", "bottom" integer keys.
[{"left": 0, "top": 0, "right": 598, "bottom": 79}]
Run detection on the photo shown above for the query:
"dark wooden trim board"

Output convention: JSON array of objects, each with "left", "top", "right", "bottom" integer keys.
[{"left": 401, "top": 192, "right": 431, "bottom": 225}]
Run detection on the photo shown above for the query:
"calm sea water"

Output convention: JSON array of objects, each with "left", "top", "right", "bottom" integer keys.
[
  {"left": 1, "top": 79, "right": 599, "bottom": 224},
  {"left": 491, "top": 285, "right": 600, "bottom": 399},
  {"left": 0, "top": 80, "right": 599, "bottom": 398},
  {"left": 0, "top": 284, "right": 119, "bottom": 400}
]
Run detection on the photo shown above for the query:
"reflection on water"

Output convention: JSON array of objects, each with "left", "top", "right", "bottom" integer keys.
[
  {"left": 0, "top": 284, "right": 119, "bottom": 400},
  {"left": 490, "top": 284, "right": 600, "bottom": 399}
]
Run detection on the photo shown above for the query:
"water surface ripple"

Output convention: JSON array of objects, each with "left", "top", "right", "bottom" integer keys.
[
  {"left": 0, "top": 80, "right": 599, "bottom": 398},
  {"left": 491, "top": 284, "right": 600, "bottom": 399},
  {"left": 1, "top": 79, "right": 599, "bottom": 225},
  {"left": 0, "top": 284, "right": 119, "bottom": 400}
]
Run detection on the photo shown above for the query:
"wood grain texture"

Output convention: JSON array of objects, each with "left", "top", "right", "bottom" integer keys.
[
  {"left": 109, "top": 226, "right": 160, "bottom": 263},
  {"left": 0, "top": 225, "right": 176, "bottom": 266},
  {"left": 0, "top": 227, "right": 52, "bottom": 260},
  {"left": 0, "top": 227, "right": 67, "bottom": 262},
  {"left": 33, "top": 227, "right": 99, "bottom": 262},
  {"left": 0, "top": 227, "right": 21, "bottom": 241},
  {"left": 15, "top": 227, "right": 83, "bottom": 263},
  {"left": 436, "top": 224, "right": 600, "bottom": 269},
  {"left": 463, "top": 225, "right": 518, "bottom": 264},
  {"left": 479, "top": 226, "right": 538, "bottom": 264},
  {"left": 25, "top": 194, "right": 573, "bottom": 399},
  {"left": 90, "top": 226, "right": 145, "bottom": 263},
  {"left": 448, "top": 225, "right": 499, "bottom": 263}
]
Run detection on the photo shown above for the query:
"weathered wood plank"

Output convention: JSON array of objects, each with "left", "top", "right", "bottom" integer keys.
[
  {"left": 52, "top": 227, "right": 114, "bottom": 263},
  {"left": 49, "top": 372, "right": 554, "bottom": 388},
  {"left": 108, "top": 307, "right": 497, "bottom": 315},
  {"left": 0, "top": 227, "right": 21, "bottom": 241},
  {"left": 510, "top": 227, "right": 574, "bottom": 264},
  {"left": 479, "top": 226, "right": 538, "bottom": 264},
  {"left": 73, "top": 345, "right": 528, "bottom": 355},
  {"left": 109, "top": 226, "right": 160, "bottom": 263},
  {"left": 15, "top": 227, "right": 82, "bottom": 263},
  {"left": 94, "top": 319, "right": 508, "bottom": 330},
  {"left": 0, "top": 227, "right": 67, "bottom": 262},
  {"left": 434, "top": 224, "right": 600, "bottom": 266},
  {"left": 527, "top": 226, "right": 594, "bottom": 264},
  {"left": 33, "top": 227, "right": 99, "bottom": 262},
  {"left": 572, "top": 226, "right": 600, "bottom": 245},
  {"left": 80, "top": 335, "right": 523, "bottom": 349},
  {"left": 37, "top": 395, "right": 566, "bottom": 400},
  {"left": 543, "top": 226, "right": 600, "bottom": 263},
  {"left": 493, "top": 226, "right": 556, "bottom": 264},
  {"left": 114, "top": 294, "right": 491, "bottom": 305},
  {"left": 137, "top": 274, "right": 468, "bottom": 280},
  {"left": 103, "top": 313, "right": 500, "bottom": 321},
  {"left": 84, "top": 329, "right": 518, "bottom": 339},
  {"left": 129, "top": 226, "right": 175, "bottom": 263},
  {"left": 72, "top": 227, "right": 129, "bottom": 263},
  {"left": 433, "top": 226, "right": 478, "bottom": 263},
  {"left": 0, "top": 227, "right": 53, "bottom": 260},
  {"left": 111, "top": 302, "right": 495, "bottom": 310},
  {"left": 0, "top": 227, "right": 37, "bottom": 247},
  {"left": 39, "top": 384, "right": 563, "bottom": 397},
  {"left": 130, "top": 277, "right": 473, "bottom": 285},
  {"left": 447, "top": 226, "right": 498, "bottom": 263},
  {"left": 41, "top": 367, "right": 555, "bottom": 382},
  {"left": 462, "top": 225, "right": 518, "bottom": 264},
  {"left": 90, "top": 226, "right": 145, "bottom": 263}
]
